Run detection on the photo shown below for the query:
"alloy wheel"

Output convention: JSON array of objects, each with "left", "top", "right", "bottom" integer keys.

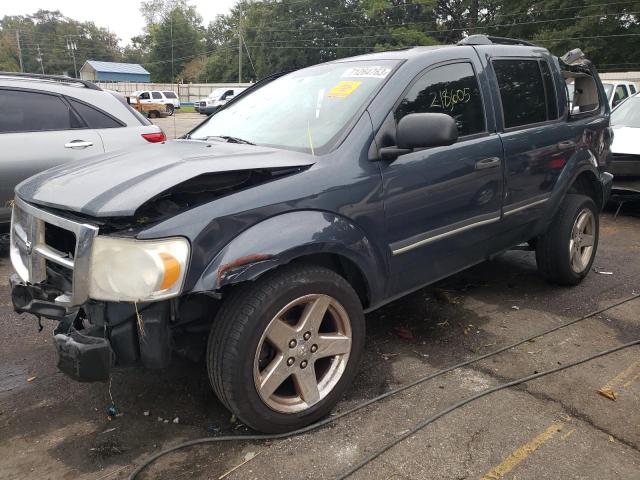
[{"left": 569, "top": 208, "right": 595, "bottom": 273}]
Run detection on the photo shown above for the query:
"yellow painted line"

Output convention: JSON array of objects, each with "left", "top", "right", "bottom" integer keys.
[
  {"left": 623, "top": 372, "right": 640, "bottom": 389},
  {"left": 480, "top": 419, "right": 570, "bottom": 480},
  {"left": 561, "top": 428, "right": 576, "bottom": 441},
  {"left": 600, "top": 359, "right": 640, "bottom": 391}
]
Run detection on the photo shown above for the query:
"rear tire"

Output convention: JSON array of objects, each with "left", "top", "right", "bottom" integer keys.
[
  {"left": 536, "top": 194, "right": 599, "bottom": 285},
  {"left": 166, "top": 104, "right": 175, "bottom": 116},
  {"left": 207, "top": 264, "right": 365, "bottom": 433}
]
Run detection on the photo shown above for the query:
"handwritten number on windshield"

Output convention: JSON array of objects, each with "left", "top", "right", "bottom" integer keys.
[{"left": 430, "top": 88, "right": 471, "bottom": 112}]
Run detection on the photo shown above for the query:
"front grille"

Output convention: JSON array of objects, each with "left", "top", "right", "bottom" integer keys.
[{"left": 10, "top": 196, "right": 98, "bottom": 306}]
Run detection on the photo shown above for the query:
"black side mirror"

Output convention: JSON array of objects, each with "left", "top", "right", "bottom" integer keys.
[{"left": 379, "top": 113, "right": 458, "bottom": 160}]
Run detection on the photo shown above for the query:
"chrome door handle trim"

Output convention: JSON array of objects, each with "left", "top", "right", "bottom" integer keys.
[
  {"left": 475, "top": 157, "right": 501, "bottom": 170},
  {"left": 64, "top": 140, "right": 94, "bottom": 149}
]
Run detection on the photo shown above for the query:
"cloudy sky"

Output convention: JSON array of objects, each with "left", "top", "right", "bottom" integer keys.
[{"left": 2, "top": 0, "right": 238, "bottom": 45}]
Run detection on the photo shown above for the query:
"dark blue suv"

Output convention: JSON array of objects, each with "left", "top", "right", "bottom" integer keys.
[{"left": 10, "top": 35, "right": 612, "bottom": 433}]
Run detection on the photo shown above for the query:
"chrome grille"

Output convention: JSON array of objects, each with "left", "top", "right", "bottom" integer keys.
[{"left": 10, "top": 196, "right": 98, "bottom": 306}]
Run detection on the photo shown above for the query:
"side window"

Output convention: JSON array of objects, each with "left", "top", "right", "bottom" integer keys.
[
  {"left": 613, "top": 85, "right": 629, "bottom": 107},
  {"left": 152, "top": 91, "right": 163, "bottom": 99},
  {"left": 0, "top": 89, "right": 79, "bottom": 133},
  {"left": 139, "top": 92, "right": 150, "bottom": 100},
  {"left": 630, "top": 84, "right": 637, "bottom": 95},
  {"left": 68, "top": 98, "right": 123, "bottom": 129},
  {"left": 493, "top": 59, "right": 548, "bottom": 128},
  {"left": 539, "top": 61, "right": 559, "bottom": 119},
  {"left": 222, "top": 89, "right": 235, "bottom": 100},
  {"left": 395, "top": 62, "right": 485, "bottom": 137}
]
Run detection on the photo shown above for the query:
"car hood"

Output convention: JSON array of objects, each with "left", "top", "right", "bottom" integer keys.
[
  {"left": 611, "top": 126, "right": 640, "bottom": 155},
  {"left": 16, "top": 140, "right": 315, "bottom": 218}
]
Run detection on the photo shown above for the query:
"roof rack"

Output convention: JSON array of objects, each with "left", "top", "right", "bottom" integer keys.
[
  {"left": 0, "top": 72, "right": 102, "bottom": 90},
  {"left": 457, "top": 34, "right": 534, "bottom": 47}
]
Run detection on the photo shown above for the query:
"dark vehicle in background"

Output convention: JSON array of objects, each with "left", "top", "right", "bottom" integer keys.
[
  {"left": 0, "top": 73, "right": 165, "bottom": 235},
  {"left": 9, "top": 36, "right": 612, "bottom": 433}
]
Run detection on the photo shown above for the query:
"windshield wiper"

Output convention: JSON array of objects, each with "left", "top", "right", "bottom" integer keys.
[{"left": 205, "top": 135, "right": 255, "bottom": 145}]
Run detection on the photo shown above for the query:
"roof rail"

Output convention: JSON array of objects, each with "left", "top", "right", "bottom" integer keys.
[
  {"left": 0, "top": 72, "right": 102, "bottom": 90},
  {"left": 457, "top": 34, "right": 534, "bottom": 47}
]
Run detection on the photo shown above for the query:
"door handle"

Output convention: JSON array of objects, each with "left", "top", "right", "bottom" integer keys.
[
  {"left": 556, "top": 140, "right": 576, "bottom": 151},
  {"left": 475, "top": 157, "right": 501, "bottom": 170},
  {"left": 64, "top": 140, "right": 94, "bottom": 149}
]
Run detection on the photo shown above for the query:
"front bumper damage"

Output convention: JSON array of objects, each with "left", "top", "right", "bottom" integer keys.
[{"left": 10, "top": 274, "right": 173, "bottom": 382}]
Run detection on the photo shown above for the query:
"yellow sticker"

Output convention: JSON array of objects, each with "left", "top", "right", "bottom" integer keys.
[{"left": 327, "top": 80, "right": 362, "bottom": 98}]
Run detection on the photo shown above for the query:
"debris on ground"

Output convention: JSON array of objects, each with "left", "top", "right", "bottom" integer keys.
[
  {"left": 172, "top": 417, "right": 179, "bottom": 424},
  {"left": 27, "top": 376, "right": 37, "bottom": 382},
  {"left": 594, "top": 268, "right": 614, "bottom": 275},
  {"left": 435, "top": 289, "right": 462, "bottom": 304},
  {"left": 101, "top": 427, "right": 117, "bottom": 435},
  {"left": 157, "top": 417, "right": 163, "bottom": 422},
  {"left": 106, "top": 405, "right": 118, "bottom": 420},
  {"left": 597, "top": 387, "right": 617, "bottom": 401},
  {"left": 393, "top": 326, "right": 415, "bottom": 341},
  {"left": 218, "top": 451, "right": 261, "bottom": 480},
  {"left": 143, "top": 411, "right": 150, "bottom": 416},
  {"left": 511, "top": 305, "right": 520, "bottom": 310},
  {"left": 381, "top": 353, "right": 400, "bottom": 360}
]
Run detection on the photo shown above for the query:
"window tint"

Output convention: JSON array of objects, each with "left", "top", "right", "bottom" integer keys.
[
  {"left": 0, "top": 89, "right": 79, "bottom": 133},
  {"left": 163, "top": 91, "right": 177, "bottom": 98},
  {"left": 395, "top": 62, "right": 485, "bottom": 137},
  {"left": 493, "top": 59, "right": 548, "bottom": 128},
  {"left": 139, "top": 92, "right": 150, "bottom": 100},
  {"left": 613, "top": 85, "right": 629, "bottom": 106},
  {"left": 152, "top": 91, "right": 162, "bottom": 99},
  {"left": 539, "top": 61, "right": 559, "bottom": 119},
  {"left": 69, "top": 98, "right": 122, "bottom": 129},
  {"left": 630, "top": 85, "right": 637, "bottom": 94}
]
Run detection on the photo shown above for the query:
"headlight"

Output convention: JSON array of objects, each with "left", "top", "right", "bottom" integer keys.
[{"left": 89, "top": 236, "right": 190, "bottom": 302}]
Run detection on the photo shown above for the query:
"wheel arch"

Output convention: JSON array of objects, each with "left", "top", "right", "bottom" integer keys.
[{"left": 191, "top": 210, "right": 388, "bottom": 309}]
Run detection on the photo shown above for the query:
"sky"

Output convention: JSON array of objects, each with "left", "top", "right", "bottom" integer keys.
[{"left": 1, "top": 0, "right": 238, "bottom": 45}]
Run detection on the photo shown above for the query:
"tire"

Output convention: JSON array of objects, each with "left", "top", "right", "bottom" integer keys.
[
  {"left": 536, "top": 194, "right": 599, "bottom": 286},
  {"left": 207, "top": 264, "right": 365, "bottom": 433},
  {"left": 148, "top": 111, "right": 157, "bottom": 119},
  {"left": 166, "top": 104, "right": 175, "bottom": 116}
]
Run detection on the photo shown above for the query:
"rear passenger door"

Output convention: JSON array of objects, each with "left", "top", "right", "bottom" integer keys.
[
  {"left": 0, "top": 89, "right": 104, "bottom": 222},
  {"left": 381, "top": 60, "right": 504, "bottom": 293},
  {"left": 489, "top": 57, "right": 571, "bottom": 231}
]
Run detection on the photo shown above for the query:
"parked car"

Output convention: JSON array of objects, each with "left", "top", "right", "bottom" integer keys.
[
  {"left": 198, "top": 87, "right": 246, "bottom": 115},
  {"left": 126, "top": 95, "right": 169, "bottom": 119},
  {"left": 131, "top": 90, "right": 181, "bottom": 115},
  {"left": 9, "top": 36, "right": 612, "bottom": 433},
  {"left": 602, "top": 81, "right": 637, "bottom": 109},
  {"left": 0, "top": 72, "right": 165, "bottom": 234},
  {"left": 609, "top": 93, "right": 640, "bottom": 177}
]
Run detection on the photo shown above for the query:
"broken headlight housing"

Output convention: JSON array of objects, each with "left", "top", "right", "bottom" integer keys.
[{"left": 89, "top": 236, "right": 190, "bottom": 302}]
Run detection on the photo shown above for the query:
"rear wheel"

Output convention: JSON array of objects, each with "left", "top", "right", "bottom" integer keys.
[
  {"left": 207, "top": 264, "right": 365, "bottom": 433},
  {"left": 166, "top": 104, "right": 175, "bottom": 116},
  {"left": 536, "top": 194, "right": 599, "bottom": 285}
]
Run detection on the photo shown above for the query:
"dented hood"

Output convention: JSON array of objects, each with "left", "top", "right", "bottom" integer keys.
[{"left": 16, "top": 140, "right": 315, "bottom": 217}]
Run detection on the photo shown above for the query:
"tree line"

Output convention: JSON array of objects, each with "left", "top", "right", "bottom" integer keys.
[{"left": 1, "top": 0, "right": 639, "bottom": 83}]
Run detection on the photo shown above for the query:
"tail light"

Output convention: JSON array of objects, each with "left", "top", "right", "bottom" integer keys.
[{"left": 142, "top": 131, "right": 166, "bottom": 143}]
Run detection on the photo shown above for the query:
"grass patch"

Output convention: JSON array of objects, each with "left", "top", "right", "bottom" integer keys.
[{"left": 178, "top": 105, "right": 196, "bottom": 113}]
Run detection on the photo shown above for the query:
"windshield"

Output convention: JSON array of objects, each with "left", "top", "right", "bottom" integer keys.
[
  {"left": 603, "top": 83, "right": 614, "bottom": 100},
  {"left": 190, "top": 60, "right": 398, "bottom": 154},
  {"left": 611, "top": 95, "right": 640, "bottom": 127}
]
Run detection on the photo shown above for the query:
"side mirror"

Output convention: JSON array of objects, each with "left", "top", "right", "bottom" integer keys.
[{"left": 379, "top": 113, "right": 458, "bottom": 160}]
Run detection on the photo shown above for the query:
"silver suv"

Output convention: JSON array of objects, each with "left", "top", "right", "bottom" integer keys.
[{"left": 0, "top": 73, "right": 165, "bottom": 232}]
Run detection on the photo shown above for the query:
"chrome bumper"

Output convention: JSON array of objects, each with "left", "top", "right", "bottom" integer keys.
[{"left": 10, "top": 196, "right": 98, "bottom": 306}]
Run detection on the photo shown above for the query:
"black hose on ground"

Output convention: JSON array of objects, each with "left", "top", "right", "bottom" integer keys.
[
  {"left": 128, "top": 294, "right": 639, "bottom": 480},
  {"left": 336, "top": 338, "right": 640, "bottom": 479}
]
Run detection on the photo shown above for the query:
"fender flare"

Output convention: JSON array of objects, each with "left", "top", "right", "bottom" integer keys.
[{"left": 191, "top": 210, "right": 388, "bottom": 307}]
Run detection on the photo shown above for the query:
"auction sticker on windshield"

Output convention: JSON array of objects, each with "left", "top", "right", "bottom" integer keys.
[
  {"left": 328, "top": 80, "right": 362, "bottom": 98},
  {"left": 342, "top": 66, "right": 391, "bottom": 78}
]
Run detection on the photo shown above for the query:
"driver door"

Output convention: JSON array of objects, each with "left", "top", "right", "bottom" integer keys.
[{"left": 380, "top": 61, "right": 505, "bottom": 295}]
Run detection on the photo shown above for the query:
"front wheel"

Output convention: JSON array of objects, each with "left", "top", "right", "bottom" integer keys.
[
  {"left": 207, "top": 265, "right": 365, "bottom": 433},
  {"left": 536, "top": 194, "right": 599, "bottom": 285}
]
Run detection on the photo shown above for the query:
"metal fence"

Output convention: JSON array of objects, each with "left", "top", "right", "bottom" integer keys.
[{"left": 94, "top": 82, "right": 254, "bottom": 105}]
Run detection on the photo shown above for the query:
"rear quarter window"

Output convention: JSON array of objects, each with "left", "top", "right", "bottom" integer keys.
[
  {"left": 163, "top": 91, "right": 178, "bottom": 98},
  {"left": 68, "top": 98, "right": 124, "bottom": 129}
]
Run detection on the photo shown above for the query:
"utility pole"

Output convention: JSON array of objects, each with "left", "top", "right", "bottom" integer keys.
[
  {"left": 36, "top": 44, "right": 44, "bottom": 74},
  {"left": 238, "top": 2, "right": 242, "bottom": 85},
  {"left": 15, "top": 30, "right": 24, "bottom": 72},
  {"left": 65, "top": 36, "right": 78, "bottom": 78},
  {"left": 170, "top": 13, "right": 174, "bottom": 82}
]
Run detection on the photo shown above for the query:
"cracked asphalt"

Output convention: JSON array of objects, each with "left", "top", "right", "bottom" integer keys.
[{"left": 0, "top": 113, "right": 638, "bottom": 479}]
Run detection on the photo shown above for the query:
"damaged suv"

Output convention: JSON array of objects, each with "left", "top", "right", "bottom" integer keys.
[{"left": 10, "top": 36, "right": 612, "bottom": 433}]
